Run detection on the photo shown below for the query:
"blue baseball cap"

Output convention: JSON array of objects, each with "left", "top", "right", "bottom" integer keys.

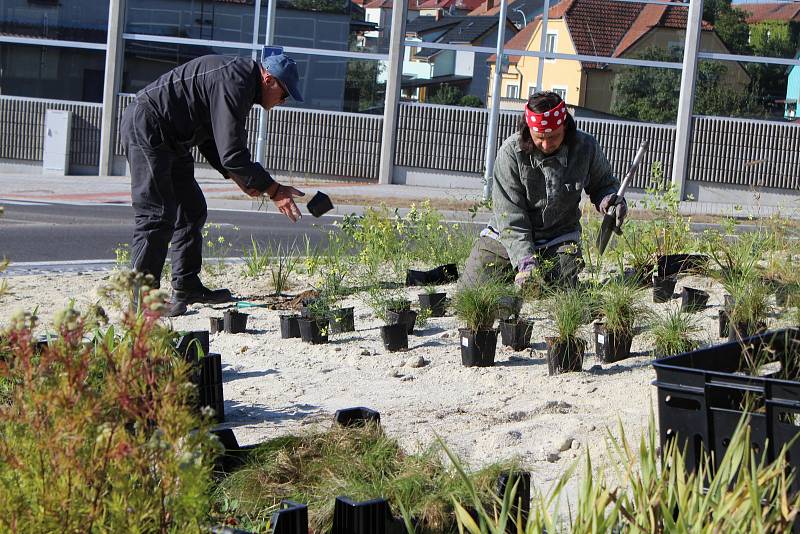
[{"left": 261, "top": 52, "right": 303, "bottom": 103}]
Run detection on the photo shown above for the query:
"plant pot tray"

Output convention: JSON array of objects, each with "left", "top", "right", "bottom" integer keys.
[{"left": 652, "top": 328, "right": 800, "bottom": 491}]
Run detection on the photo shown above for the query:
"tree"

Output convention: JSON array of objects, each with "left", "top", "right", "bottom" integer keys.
[
  {"left": 459, "top": 94, "right": 484, "bottom": 108},
  {"left": 344, "top": 60, "right": 385, "bottom": 112},
  {"left": 427, "top": 84, "right": 464, "bottom": 105},
  {"left": 714, "top": 5, "right": 751, "bottom": 55},
  {"left": 611, "top": 46, "right": 764, "bottom": 123}
]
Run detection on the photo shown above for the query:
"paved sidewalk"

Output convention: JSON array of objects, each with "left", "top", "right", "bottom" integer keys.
[
  {"left": 1, "top": 172, "right": 797, "bottom": 221},
  {"left": 0, "top": 173, "right": 488, "bottom": 221}
]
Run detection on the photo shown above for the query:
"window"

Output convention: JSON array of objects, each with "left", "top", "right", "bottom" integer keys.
[
  {"left": 506, "top": 84, "right": 519, "bottom": 99},
  {"left": 545, "top": 31, "right": 557, "bottom": 61},
  {"left": 552, "top": 86, "right": 567, "bottom": 101},
  {"left": 528, "top": 84, "right": 538, "bottom": 97}
]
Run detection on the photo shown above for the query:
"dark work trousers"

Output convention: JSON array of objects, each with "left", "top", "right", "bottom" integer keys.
[
  {"left": 120, "top": 101, "right": 207, "bottom": 291},
  {"left": 459, "top": 235, "right": 584, "bottom": 290}
]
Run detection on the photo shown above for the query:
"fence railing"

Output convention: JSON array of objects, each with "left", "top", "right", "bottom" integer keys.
[{"left": 2, "top": 95, "right": 799, "bottom": 192}]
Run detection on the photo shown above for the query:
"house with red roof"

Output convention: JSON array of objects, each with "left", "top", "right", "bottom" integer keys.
[{"left": 486, "top": 0, "right": 749, "bottom": 115}]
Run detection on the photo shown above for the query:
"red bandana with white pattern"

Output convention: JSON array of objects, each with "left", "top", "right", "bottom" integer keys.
[{"left": 524, "top": 100, "right": 567, "bottom": 133}]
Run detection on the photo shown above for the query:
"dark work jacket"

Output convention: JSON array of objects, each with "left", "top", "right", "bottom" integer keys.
[{"left": 134, "top": 55, "right": 273, "bottom": 193}]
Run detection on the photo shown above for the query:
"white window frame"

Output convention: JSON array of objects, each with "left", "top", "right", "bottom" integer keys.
[
  {"left": 506, "top": 84, "right": 520, "bottom": 99},
  {"left": 551, "top": 85, "right": 567, "bottom": 101},
  {"left": 528, "top": 84, "right": 537, "bottom": 97},
  {"left": 545, "top": 31, "right": 558, "bottom": 62}
]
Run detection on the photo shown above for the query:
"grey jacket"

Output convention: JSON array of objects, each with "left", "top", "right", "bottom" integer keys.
[{"left": 489, "top": 129, "right": 619, "bottom": 269}]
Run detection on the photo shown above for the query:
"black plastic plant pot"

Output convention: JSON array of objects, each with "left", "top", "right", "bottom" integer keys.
[
  {"left": 459, "top": 328, "right": 498, "bottom": 367},
  {"left": 306, "top": 191, "right": 334, "bottom": 217},
  {"left": 193, "top": 352, "right": 224, "bottom": 423},
  {"left": 499, "top": 319, "right": 534, "bottom": 351},
  {"left": 718, "top": 309, "right": 730, "bottom": 338},
  {"left": 498, "top": 295, "right": 524, "bottom": 321},
  {"left": 332, "top": 496, "right": 392, "bottom": 534},
  {"left": 728, "top": 320, "right": 768, "bottom": 343},
  {"left": 680, "top": 287, "right": 710, "bottom": 313},
  {"left": 223, "top": 310, "right": 248, "bottom": 334},
  {"left": 418, "top": 292, "right": 447, "bottom": 317},
  {"left": 546, "top": 337, "right": 585, "bottom": 375},
  {"left": 279, "top": 314, "right": 301, "bottom": 339},
  {"left": 405, "top": 264, "right": 459, "bottom": 286},
  {"left": 298, "top": 318, "right": 328, "bottom": 344},
  {"left": 593, "top": 324, "right": 634, "bottom": 363},
  {"left": 270, "top": 500, "right": 309, "bottom": 534},
  {"left": 657, "top": 254, "right": 708, "bottom": 277},
  {"left": 329, "top": 307, "right": 355, "bottom": 334},
  {"left": 652, "top": 274, "right": 677, "bottom": 303},
  {"left": 497, "top": 471, "right": 531, "bottom": 533},
  {"left": 386, "top": 309, "right": 417, "bottom": 335},
  {"left": 380, "top": 323, "right": 408, "bottom": 352},
  {"left": 209, "top": 316, "right": 224, "bottom": 335},
  {"left": 175, "top": 330, "right": 210, "bottom": 361},
  {"left": 624, "top": 265, "right": 655, "bottom": 288},
  {"left": 334, "top": 406, "right": 381, "bottom": 427},
  {"left": 210, "top": 428, "right": 257, "bottom": 474},
  {"left": 405, "top": 269, "right": 429, "bottom": 286}
]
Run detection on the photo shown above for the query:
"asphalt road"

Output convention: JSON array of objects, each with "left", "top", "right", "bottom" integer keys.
[{"left": 0, "top": 200, "right": 335, "bottom": 265}]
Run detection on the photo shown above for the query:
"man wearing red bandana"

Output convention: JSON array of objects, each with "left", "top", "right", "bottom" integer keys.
[{"left": 461, "top": 91, "right": 625, "bottom": 291}]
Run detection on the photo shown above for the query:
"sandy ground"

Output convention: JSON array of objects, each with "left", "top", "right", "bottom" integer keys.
[{"left": 2, "top": 265, "right": 797, "bottom": 503}]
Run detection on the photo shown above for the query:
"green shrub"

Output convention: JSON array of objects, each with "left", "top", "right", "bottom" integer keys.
[
  {"left": 0, "top": 272, "right": 215, "bottom": 531},
  {"left": 651, "top": 307, "right": 702, "bottom": 357}
]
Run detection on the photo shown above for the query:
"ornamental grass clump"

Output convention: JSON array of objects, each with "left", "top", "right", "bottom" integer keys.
[
  {"left": 651, "top": 307, "right": 702, "bottom": 357},
  {"left": 0, "top": 272, "right": 216, "bottom": 532},
  {"left": 599, "top": 279, "right": 649, "bottom": 337},
  {"left": 450, "top": 413, "right": 800, "bottom": 532},
  {"left": 212, "top": 422, "right": 521, "bottom": 533},
  {"left": 453, "top": 280, "right": 514, "bottom": 332}
]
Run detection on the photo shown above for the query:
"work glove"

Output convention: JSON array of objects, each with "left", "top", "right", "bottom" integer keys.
[
  {"left": 514, "top": 255, "right": 538, "bottom": 288},
  {"left": 598, "top": 194, "right": 628, "bottom": 235}
]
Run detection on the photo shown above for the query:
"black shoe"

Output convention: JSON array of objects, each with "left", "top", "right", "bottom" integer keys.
[
  {"left": 164, "top": 300, "right": 188, "bottom": 318},
  {"left": 174, "top": 286, "right": 233, "bottom": 305}
]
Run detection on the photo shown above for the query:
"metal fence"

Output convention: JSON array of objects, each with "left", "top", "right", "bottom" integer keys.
[
  {"left": 0, "top": 96, "right": 102, "bottom": 167},
  {"left": 1, "top": 94, "right": 799, "bottom": 192}
]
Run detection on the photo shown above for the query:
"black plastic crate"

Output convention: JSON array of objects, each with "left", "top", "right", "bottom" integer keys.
[{"left": 653, "top": 328, "right": 800, "bottom": 491}]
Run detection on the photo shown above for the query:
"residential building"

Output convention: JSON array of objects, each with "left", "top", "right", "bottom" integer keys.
[
  {"left": 402, "top": 14, "right": 517, "bottom": 103},
  {"left": 486, "top": 0, "right": 749, "bottom": 115}
]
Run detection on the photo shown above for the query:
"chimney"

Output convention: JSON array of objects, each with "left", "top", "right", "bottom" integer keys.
[{"left": 487, "top": 0, "right": 495, "bottom": 11}]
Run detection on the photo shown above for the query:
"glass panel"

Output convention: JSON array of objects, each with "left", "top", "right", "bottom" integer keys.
[
  {"left": 126, "top": 0, "right": 256, "bottom": 43},
  {"left": 268, "top": 0, "right": 385, "bottom": 53},
  {"left": 402, "top": 47, "right": 492, "bottom": 108},
  {"left": 0, "top": 0, "right": 108, "bottom": 43},
  {"left": 272, "top": 52, "right": 384, "bottom": 113},
  {"left": 122, "top": 41, "right": 252, "bottom": 94},
  {"left": 698, "top": 2, "right": 800, "bottom": 60},
  {"left": 692, "top": 58, "right": 784, "bottom": 120},
  {"left": 0, "top": 42, "right": 105, "bottom": 101}
]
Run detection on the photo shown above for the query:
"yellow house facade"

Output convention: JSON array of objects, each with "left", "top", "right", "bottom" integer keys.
[{"left": 487, "top": 0, "right": 750, "bottom": 114}]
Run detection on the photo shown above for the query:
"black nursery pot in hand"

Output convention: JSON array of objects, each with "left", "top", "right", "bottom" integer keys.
[{"left": 306, "top": 191, "right": 334, "bottom": 217}]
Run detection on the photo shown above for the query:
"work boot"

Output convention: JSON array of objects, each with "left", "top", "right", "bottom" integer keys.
[{"left": 165, "top": 286, "right": 233, "bottom": 317}]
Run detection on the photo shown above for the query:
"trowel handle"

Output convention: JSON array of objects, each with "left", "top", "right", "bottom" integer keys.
[{"left": 615, "top": 140, "right": 649, "bottom": 200}]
